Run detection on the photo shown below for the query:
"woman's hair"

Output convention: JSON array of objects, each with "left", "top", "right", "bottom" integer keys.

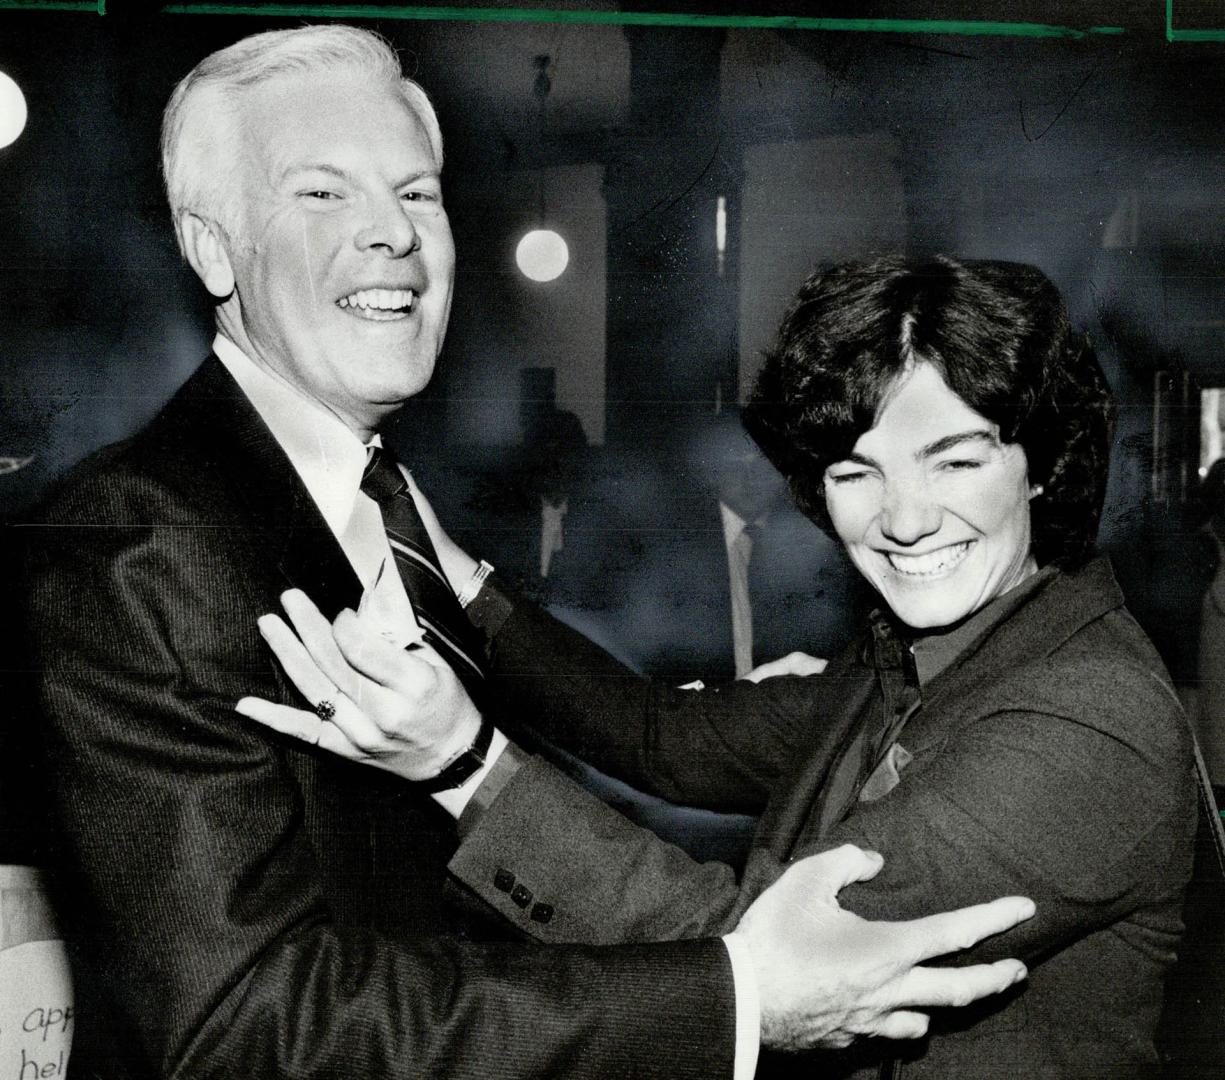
[{"left": 743, "top": 254, "right": 1114, "bottom": 567}]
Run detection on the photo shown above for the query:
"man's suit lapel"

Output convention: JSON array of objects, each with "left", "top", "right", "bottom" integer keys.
[
  {"left": 158, "top": 358, "right": 501, "bottom": 934},
  {"left": 174, "top": 355, "right": 364, "bottom": 619}
]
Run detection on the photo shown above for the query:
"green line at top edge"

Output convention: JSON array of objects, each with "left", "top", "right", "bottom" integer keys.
[
  {"left": 0, "top": 0, "right": 101, "bottom": 11},
  {"left": 150, "top": 6, "right": 1128, "bottom": 40}
]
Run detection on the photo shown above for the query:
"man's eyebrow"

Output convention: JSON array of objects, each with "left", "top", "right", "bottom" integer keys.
[
  {"left": 394, "top": 168, "right": 441, "bottom": 186},
  {"left": 919, "top": 430, "right": 997, "bottom": 458},
  {"left": 279, "top": 164, "right": 441, "bottom": 187},
  {"left": 281, "top": 162, "right": 351, "bottom": 184}
]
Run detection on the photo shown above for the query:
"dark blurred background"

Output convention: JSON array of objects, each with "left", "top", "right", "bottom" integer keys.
[{"left": 4, "top": 0, "right": 1225, "bottom": 837}]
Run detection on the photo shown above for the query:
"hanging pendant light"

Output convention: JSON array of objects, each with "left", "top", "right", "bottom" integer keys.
[
  {"left": 516, "top": 229, "right": 569, "bottom": 282},
  {"left": 517, "top": 54, "right": 568, "bottom": 283},
  {"left": 0, "top": 70, "right": 29, "bottom": 149}
]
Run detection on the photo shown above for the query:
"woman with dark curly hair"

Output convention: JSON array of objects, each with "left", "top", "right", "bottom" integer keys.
[
  {"left": 242, "top": 255, "right": 1196, "bottom": 1078},
  {"left": 745, "top": 255, "right": 1112, "bottom": 573}
]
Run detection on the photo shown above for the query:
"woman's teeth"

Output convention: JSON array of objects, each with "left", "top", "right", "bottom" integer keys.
[{"left": 885, "top": 541, "right": 973, "bottom": 576}]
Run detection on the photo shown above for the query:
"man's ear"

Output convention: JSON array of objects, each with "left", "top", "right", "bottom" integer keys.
[{"left": 178, "top": 212, "right": 236, "bottom": 299}]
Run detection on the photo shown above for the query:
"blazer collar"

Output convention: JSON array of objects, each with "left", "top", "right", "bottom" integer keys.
[
  {"left": 169, "top": 355, "right": 364, "bottom": 620},
  {"left": 755, "top": 556, "right": 1124, "bottom": 856},
  {"left": 919, "top": 556, "right": 1123, "bottom": 716}
]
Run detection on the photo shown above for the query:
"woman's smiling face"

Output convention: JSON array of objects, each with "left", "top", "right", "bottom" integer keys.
[{"left": 823, "top": 361, "right": 1039, "bottom": 631}]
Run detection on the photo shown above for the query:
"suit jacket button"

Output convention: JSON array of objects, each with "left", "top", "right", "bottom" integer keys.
[
  {"left": 511, "top": 883, "right": 533, "bottom": 908},
  {"left": 494, "top": 868, "right": 515, "bottom": 893},
  {"left": 531, "top": 902, "right": 554, "bottom": 924}
]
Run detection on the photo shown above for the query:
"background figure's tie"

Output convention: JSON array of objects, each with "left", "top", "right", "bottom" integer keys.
[{"left": 361, "top": 447, "right": 487, "bottom": 693}]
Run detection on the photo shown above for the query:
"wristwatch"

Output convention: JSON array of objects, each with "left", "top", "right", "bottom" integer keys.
[{"left": 413, "top": 716, "right": 495, "bottom": 793}]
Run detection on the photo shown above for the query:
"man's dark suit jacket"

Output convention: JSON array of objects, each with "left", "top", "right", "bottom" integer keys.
[
  {"left": 19, "top": 356, "right": 735, "bottom": 1079},
  {"left": 452, "top": 558, "right": 1197, "bottom": 1078}
]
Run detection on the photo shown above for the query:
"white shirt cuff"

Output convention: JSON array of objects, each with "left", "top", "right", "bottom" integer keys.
[
  {"left": 722, "top": 932, "right": 762, "bottom": 1080},
  {"left": 431, "top": 728, "right": 508, "bottom": 818}
]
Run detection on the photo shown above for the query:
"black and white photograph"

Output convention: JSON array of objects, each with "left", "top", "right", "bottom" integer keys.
[{"left": 1, "top": 2, "right": 1224, "bottom": 1076}]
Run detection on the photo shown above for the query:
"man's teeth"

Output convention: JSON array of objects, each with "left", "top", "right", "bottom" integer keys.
[
  {"left": 338, "top": 288, "right": 415, "bottom": 313},
  {"left": 886, "top": 541, "right": 972, "bottom": 576}
]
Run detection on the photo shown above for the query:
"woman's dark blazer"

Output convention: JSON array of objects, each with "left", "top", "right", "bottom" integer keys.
[{"left": 455, "top": 557, "right": 1198, "bottom": 1078}]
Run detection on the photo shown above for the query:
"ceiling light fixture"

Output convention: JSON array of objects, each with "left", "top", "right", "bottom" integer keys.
[
  {"left": 516, "top": 54, "right": 568, "bottom": 283},
  {"left": 0, "top": 70, "right": 28, "bottom": 149}
]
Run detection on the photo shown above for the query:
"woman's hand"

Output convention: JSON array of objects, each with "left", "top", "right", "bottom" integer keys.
[
  {"left": 405, "top": 474, "right": 479, "bottom": 592},
  {"left": 236, "top": 589, "right": 481, "bottom": 780}
]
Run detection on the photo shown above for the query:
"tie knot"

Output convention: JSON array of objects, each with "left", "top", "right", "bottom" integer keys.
[{"left": 361, "top": 446, "right": 408, "bottom": 506}]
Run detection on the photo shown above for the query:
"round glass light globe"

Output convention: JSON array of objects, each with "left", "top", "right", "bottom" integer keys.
[
  {"left": 515, "top": 229, "right": 569, "bottom": 282},
  {"left": 0, "top": 71, "right": 28, "bottom": 150}
]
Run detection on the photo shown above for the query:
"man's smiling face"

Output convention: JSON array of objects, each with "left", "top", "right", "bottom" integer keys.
[{"left": 216, "top": 69, "right": 454, "bottom": 437}]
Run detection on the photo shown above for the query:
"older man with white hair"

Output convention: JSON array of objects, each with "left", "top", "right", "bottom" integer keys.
[{"left": 22, "top": 25, "right": 1031, "bottom": 1079}]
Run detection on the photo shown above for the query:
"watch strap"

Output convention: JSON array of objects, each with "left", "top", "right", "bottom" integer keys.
[{"left": 413, "top": 716, "right": 495, "bottom": 793}]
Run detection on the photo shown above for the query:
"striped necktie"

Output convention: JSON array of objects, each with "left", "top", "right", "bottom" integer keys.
[{"left": 360, "top": 447, "right": 487, "bottom": 693}]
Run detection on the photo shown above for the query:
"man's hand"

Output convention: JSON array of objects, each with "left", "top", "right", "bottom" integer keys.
[
  {"left": 739, "top": 651, "right": 828, "bottom": 683},
  {"left": 731, "top": 845, "right": 1033, "bottom": 1051},
  {"left": 235, "top": 589, "right": 480, "bottom": 779}
]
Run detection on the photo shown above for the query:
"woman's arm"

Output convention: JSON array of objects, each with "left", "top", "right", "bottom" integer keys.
[
  {"left": 779, "top": 656, "right": 1197, "bottom": 966},
  {"left": 480, "top": 588, "right": 852, "bottom": 811},
  {"left": 407, "top": 478, "right": 839, "bottom": 811}
]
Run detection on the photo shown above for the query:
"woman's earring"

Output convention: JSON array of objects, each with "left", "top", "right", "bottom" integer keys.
[{"left": 1029, "top": 483, "right": 1045, "bottom": 498}]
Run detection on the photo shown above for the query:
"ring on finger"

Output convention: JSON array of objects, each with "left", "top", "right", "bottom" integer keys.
[{"left": 314, "top": 699, "right": 337, "bottom": 722}]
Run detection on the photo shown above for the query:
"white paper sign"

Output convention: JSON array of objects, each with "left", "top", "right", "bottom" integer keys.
[
  {"left": 1, "top": 865, "right": 72, "bottom": 1080},
  {"left": 0, "top": 941, "right": 73, "bottom": 1080}
]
